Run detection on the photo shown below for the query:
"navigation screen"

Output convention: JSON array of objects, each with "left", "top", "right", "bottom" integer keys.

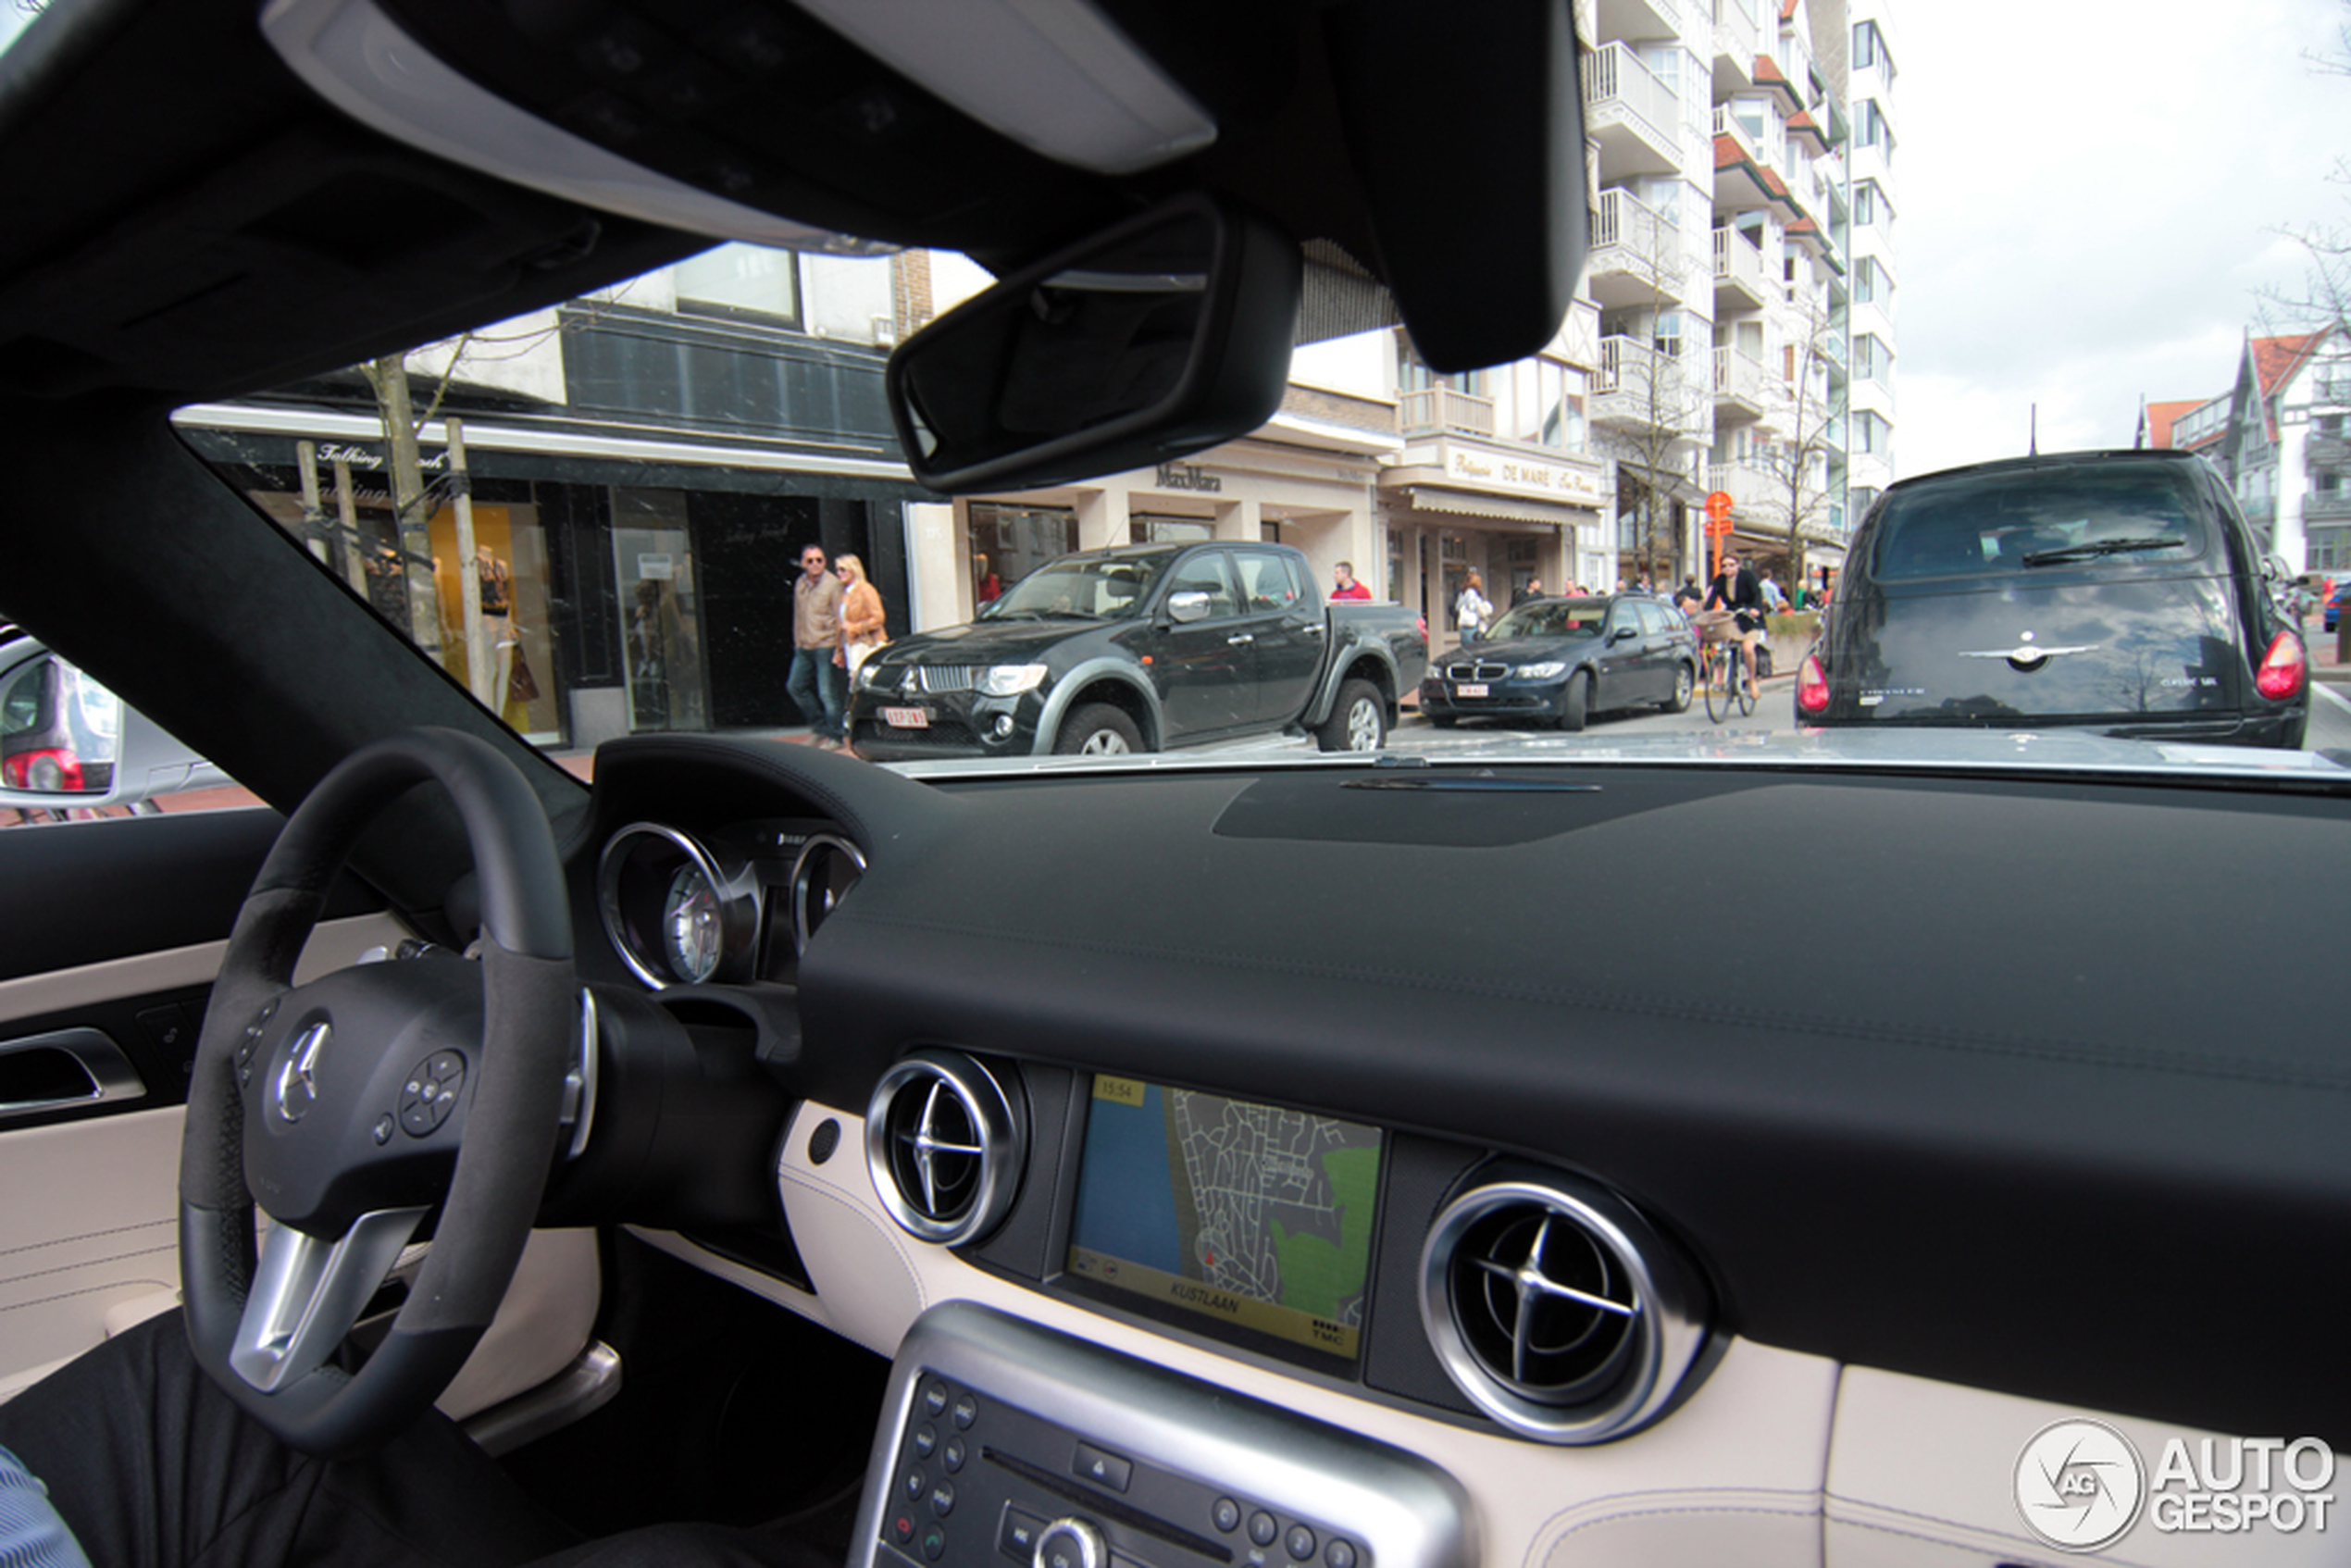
[{"left": 1065, "top": 1076, "right": 1383, "bottom": 1362}]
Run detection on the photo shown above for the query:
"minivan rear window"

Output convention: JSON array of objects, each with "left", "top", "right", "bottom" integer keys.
[{"left": 1870, "top": 463, "right": 2211, "bottom": 581}]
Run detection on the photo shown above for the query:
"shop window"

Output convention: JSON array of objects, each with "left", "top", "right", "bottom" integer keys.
[
  {"left": 1129, "top": 515, "right": 1214, "bottom": 543},
  {"left": 970, "top": 502, "right": 1078, "bottom": 600}
]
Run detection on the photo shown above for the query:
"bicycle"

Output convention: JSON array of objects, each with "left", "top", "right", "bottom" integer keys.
[{"left": 1701, "top": 628, "right": 1757, "bottom": 722}]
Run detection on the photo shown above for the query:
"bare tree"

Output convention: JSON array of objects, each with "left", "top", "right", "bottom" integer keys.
[
  {"left": 2261, "top": 3, "right": 2350, "bottom": 333},
  {"left": 1748, "top": 267, "right": 1846, "bottom": 602},
  {"left": 1589, "top": 195, "right": 1711, "bottom": 586}
]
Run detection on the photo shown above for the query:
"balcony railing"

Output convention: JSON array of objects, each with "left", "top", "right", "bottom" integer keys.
[
  {"left": 1596, "top": 334, "right": 1685, "bottom": 396},
  {"left": 1398, "top": 384, "right": 1496, "bottom": 439},
  {"left": 1713, "top": 346, "right": 1769, "bottom": 414},
  {"left": 1713, "top": 0, "right": 1760, "bottom": 73},
  {"left": 1711, "top": 226, "right": 1769, "bottom": 306},
  {"left": 1593, "top": 186, "right": 1678, "bottom": 253},
  {"left": 2307, "top": 432, "right": 2351, "bottom": 470},
  {"left": 2306, "top": 490, "right": 2351, "bottom": 521},
  {"left": 1585, "top": 43, "right": 1680, "bottom": 167},
  {"left": 1711, "top": 106, "right": 1773, "bottom": 176}
]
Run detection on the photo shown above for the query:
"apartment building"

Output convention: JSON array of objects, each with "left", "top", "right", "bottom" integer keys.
[
  {"left": 1579, "top": 0, "right": 1871, "bottom": 597},
  {"left": 1842, "top": 0, "right": 1897, "bottom": 524}
]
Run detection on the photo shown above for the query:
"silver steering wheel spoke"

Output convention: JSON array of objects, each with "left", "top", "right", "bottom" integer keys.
[{"left": 229, "top": 1206, "right": 430, "bottom": 1394}]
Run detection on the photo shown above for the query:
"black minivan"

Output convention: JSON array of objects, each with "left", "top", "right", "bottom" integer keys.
[{"left": 1797, "top": 451, "right": 2309, "bottom": 748}]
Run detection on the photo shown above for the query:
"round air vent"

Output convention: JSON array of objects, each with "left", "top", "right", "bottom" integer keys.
[
  {"left": 865, "top": 1051, "right": 1026, "bottom": 1246},
  {"left": 1419, "top": 1171, "right": 1708, "bottom": 1443}
]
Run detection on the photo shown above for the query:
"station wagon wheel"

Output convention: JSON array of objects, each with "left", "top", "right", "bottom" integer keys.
[
  {"left": 1666, "top": 660, "right": 1695, "bottom": 713},
  {"left": 1558, "top": 670, "right": 1590, "bottom": 732},
  {"left": 1054, "top": 703, "right": 1142, "bottom": 755},
  {"left": 178, "top": 728, "right": 575, "bottom": 1459},
  {"left": 1316, "top": 678, "right": 1386, "bottom": 753}
]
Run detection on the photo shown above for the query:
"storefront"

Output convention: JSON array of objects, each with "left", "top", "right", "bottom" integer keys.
[
  {"left": 1378, "top": 439, "right": 1608, "bottom": 646},
  {"left": 177, "top": 404, "right": 929, "bottom": 750},
  {"left": 921, "top": 413, "right": 1399, "bottom": 626}
]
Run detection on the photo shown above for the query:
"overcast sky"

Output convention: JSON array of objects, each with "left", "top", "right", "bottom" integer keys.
[{"left": 1893, "top": 0, "right": 2348, "bottom": 478}]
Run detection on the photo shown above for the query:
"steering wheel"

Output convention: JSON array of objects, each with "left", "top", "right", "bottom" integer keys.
[{"left": 178, "top": 728, "right": 577, "bottom": 1458}]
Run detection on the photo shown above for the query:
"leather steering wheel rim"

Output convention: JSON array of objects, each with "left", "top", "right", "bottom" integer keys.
[{"left": 177, "top": 728, "right": 575, "bottom": 1459}]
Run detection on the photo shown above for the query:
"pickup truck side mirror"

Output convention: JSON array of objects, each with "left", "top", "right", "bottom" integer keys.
[{"left": 1167, "top": 591, "right": 1213, "bottom": 626}]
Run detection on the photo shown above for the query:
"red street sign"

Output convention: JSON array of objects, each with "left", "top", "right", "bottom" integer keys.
[
  {"left": 1705, "top": 516, "right": 1735, "bottom": 537},
  {"left": 1704, "top": 490, "right": 1735, "bottom": 522}
]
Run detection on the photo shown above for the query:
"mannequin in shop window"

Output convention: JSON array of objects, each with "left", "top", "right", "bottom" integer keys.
[{"left": 473, "top": 546, "right": 519, "bottom": 723}]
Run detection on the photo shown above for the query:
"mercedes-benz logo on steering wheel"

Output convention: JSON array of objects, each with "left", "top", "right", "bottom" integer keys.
[{"left": 273, "top": 1023, "right": 330, "bottom": 1124}]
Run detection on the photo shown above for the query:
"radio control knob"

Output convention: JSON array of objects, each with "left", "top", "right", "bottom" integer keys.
[{"left": 1035, "top": 1517, "right": 1106, "bottom": 1568}]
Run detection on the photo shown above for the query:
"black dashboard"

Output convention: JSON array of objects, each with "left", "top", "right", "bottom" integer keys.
[{"left": 564, "top": 734, "right": 2351, "bottom": 1457}]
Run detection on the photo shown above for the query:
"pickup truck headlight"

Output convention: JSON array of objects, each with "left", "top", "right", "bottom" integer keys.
[
  {"left": 854, "top": 663, "right": 889, "bottom": 691},
  {"left": 979, "top": 664, "right": 1048, "bottom": 697},
  {"left": 1516, "top": 661, "right": 1567, "bottom": 678}
]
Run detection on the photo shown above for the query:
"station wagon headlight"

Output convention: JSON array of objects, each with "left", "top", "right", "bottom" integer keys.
[
  {"left": 979, "top": 664, "right": 1048, "bottom": 696},
  {"left": 1516, "top": 661, "right": 1566, "bottom": 678}
]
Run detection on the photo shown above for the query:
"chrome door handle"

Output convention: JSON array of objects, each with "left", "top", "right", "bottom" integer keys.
[
  {"left": 0, "top": 1027, "right": 147, "bottom": 1122},
  {"left": 1226, "top": 634, "right": 1255, "bottom": 645}
]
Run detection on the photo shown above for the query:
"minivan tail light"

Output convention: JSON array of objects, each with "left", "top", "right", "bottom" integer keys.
[
  {"left": 2255, "top": 631, "right": 2307, "bottom": 701},
  {"left": 1796, "top": 653, "right": 1831, "bottom": 716}
]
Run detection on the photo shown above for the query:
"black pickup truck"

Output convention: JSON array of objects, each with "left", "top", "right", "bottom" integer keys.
[{"left": 847, "top": 541, "right": 1426, "bottom": 760}]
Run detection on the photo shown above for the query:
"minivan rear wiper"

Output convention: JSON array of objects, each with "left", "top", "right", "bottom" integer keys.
[{"left": 2021, "top": 536, "right": 2183, "bottom": 566}]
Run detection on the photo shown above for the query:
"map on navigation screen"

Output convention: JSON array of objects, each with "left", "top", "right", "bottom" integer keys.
[{"left": 1065, "top": 1076, "right": 1382, "bottom": 1360}]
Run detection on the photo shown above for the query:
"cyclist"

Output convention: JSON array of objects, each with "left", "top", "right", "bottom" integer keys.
[{"left": 1703, "top": 551, "right": 1769, "bottom": 703}]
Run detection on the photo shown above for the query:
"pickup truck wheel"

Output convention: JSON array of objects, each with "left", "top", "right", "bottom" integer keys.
[
  {"left": 1558, "top": 670, "right": 1590, "bottom": 732},
  {"left": 1055, "top": 703, "right": 1142, "bottom": 755},
  {"left": 1316, "top": 679, "right": 1387, "bottom": 753}
]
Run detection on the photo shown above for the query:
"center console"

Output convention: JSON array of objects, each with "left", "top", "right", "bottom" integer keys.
[{"left": 850, "top": 1302, "right": 1475, "bottom": 1568}]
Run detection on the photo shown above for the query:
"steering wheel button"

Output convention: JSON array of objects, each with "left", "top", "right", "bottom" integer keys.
[
  {"left": 427, "top": 1051, "right": 465, "bottom": 1079},
  {"left": 373, "top": 1115, "right": 393, "bottom": 1145}
]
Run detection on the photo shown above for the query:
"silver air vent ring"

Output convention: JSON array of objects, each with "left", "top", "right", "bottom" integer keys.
[
  {"left": 1418, "top": 1171, "right": 1709, "bottom": 1444},
  {"left": 865, "top": 1051, "right": 1026, "bottom": 1246}
]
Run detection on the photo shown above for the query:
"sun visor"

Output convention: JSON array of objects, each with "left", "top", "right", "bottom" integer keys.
[{"left": 1325, "top": 0, "right": 1588, "bottom": 372}]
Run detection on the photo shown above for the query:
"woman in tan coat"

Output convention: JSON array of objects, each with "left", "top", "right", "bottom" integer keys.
[{"left": 836, "top": 554, "right": 887, "bottom": 678}]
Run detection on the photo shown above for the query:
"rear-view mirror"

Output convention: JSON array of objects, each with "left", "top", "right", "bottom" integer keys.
[{"left": 886, "top": 193, "right": 1302, "bottom": 494}]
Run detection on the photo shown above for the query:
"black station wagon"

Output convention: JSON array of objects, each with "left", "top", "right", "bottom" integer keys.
[{"left": 1797, "top": 450, "right": 2310, "bottom": 747}]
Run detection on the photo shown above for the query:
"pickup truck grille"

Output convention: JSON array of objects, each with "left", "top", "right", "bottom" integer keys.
[
  {"left": 1446, "top": 661, "right": 1512, "bottom": 682},
  {"left": 881, "top": 666, "right": 981, "bottom": 695}
]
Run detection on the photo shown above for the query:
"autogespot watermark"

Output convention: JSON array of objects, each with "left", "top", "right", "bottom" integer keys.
[{"left": 2015, "top": 1419, "right": 2338, "bottom": 1552}]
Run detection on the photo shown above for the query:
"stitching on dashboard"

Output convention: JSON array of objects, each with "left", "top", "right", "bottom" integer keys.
[
  {"left": 838, "top": 911, "right": 2351, "bottom": 1093},
  {"left": 0, "top": 1277, "right": 176, "bottom": 1315},
  {"left": 0, "top": 1218, "right": 173, "bottom": 1259},
  {"left": 1532, "top": 1496, "right": 1822, "bottom": 1562},
  {"left": 1825, "top": 1509, "right": 2121, "bottom": 1568},
  {"left": 0, "top": 1241, "right": 176, "bottom": 1290}
]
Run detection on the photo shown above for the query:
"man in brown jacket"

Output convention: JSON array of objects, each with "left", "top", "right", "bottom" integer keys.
[{"left": 789, "top": 542, "right": 847, "bottom": 748}]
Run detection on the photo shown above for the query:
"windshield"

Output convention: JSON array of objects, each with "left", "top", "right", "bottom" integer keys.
[
  {"left": 979, "top": 553, "right": 1175, "bottom": 621},
  {"left": 1871, "top": 463, "right": 2212, "bottom": 581},
  {"left": 1486, "top": 601, "right": 1608, "bottom": 641},
  {"left": 106, "top": 0, "right": 2342, "bottom": 784}
]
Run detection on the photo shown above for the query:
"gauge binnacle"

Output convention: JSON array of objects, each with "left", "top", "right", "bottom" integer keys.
[
  {"left": 596, "top": 824, "right": 761, "bottom": 989},
  {"left": 662, "top": 863, "right": 724, "bottom": 984}
]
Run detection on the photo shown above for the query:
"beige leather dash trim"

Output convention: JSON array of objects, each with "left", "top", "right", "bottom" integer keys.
[
  {"left": 646, "top": 1101, "right": 1845, "bottom": 1568},
  {"left": 0, "top": 912, "right": 414, "bottom": 1028}
]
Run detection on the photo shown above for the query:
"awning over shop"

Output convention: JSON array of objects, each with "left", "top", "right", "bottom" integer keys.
[{"left": 1400, "top": 485, "right": 1598, "bottom": 528}]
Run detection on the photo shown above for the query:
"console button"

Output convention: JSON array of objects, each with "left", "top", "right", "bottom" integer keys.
[
  {"left": 943, "top": 1437, "right": 966, "bottom": 1474},
  {"left": 921, "top": 1524, "right": 948, "bottom": 1562},
  {"left": 1325, "top": 1540, "right": 1358, "bottom": 1568},
  {"left": 952, "top": 1392, "right": 978, "bottom": 1429},
  {"left": 1286, "top": 1525, "right": 1316, "bottom": 1561},
  {"left": 1072, "top": 1443, "right": 1131, "bottom": 1493},
  {"left": 913, "top": 1423, "right": 938, "bottom": 1459},
  {"left": 922, "top": 1381, "right": 951, "bottom": 1418},
  {"left": 1249, "top": 1512, "right": 1279, "bottom": 1548},
  {"left": 929, "top": 1481, "right": 955, "bottom": 1518},
  {"left": 999, "top": 1506, "right": 1047, "bottom": 1562},
  {"left": 891, "top": 1512, "right": 916, "bottom": 1545},
  {"left": 1213, "top": 1499, "right": 1242, "bottom": 1534},
  {"left": 903, "top": 1467, "right": 927, "bottom": 1500}
]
